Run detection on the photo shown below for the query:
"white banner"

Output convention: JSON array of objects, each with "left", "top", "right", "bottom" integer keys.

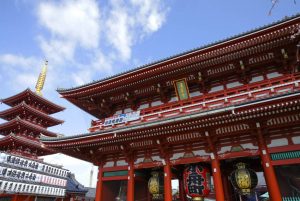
[{"left": 103, "top": 111, "right": 140, "bottom": 126}]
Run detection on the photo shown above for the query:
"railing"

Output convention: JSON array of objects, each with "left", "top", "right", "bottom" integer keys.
[
  {"left": 283, "top": 197, "right": 300, "bottom": 201},
  {"left": 271, "top": 151, "right": 300, "bottom": 161},
  {"left": 89, "top": 73, "right": 300, "bottom": 132}
]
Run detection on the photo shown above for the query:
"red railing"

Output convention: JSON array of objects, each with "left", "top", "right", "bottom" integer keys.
[{"left": 89, "top": 73, "right": 300, "bottom": 132}]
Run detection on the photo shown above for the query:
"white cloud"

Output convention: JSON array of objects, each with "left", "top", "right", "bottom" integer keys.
[
  {"left": 105, "top": 0, "right": 169, "bottom": 62},
  {"left": 38, "top": 0, "right": 100, "bottom": 49},
  {"left": 105, "top": 0, "right": 133, "bottom": 61},
  {"left": 38, "top": 37, "right": 76, "bottom": 64},
  {"left": 0, "top": 54, "right": 40, "bottom": 70},
  {"left": 131, "top": 0, "right": 168, "bottom": 33}
]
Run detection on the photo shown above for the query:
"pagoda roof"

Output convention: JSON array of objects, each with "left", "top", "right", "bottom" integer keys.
[
  {"left": 57, "top": 13, "right": 300, "bottom": 95},
  {"left": 1, "top": 89, "right": 65, "bottom": 114},
  {"left": 0, "top": 102, "right": 64, "bottom": 127},
  {"left": 0, "top": 133, "right": 54, "bottom": 156},
  {"left": 0, "top": 117, "right": 58, "bottom": 137},
  {"left": 66, "top": 173, "right": 88, "bottom": 194}
]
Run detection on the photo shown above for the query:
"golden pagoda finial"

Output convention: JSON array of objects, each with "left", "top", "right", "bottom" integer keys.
[{"left": 35, "top": 60, "right": 48, "bottom": 96}]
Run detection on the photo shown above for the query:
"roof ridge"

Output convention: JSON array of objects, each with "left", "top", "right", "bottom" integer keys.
[
  {"left": 1, "top": 88, "right": 65, "bottom": 112},
  {"left": 57, "top": 13, "right": 300, "bottom": 93}
]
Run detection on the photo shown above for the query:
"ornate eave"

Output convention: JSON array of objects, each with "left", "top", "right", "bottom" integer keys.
[
  {"left": 42, "top": 91, "right": 300, "bottom": 163},
  {"left": 0, "top": 117, "right": 58, "bottom": 137},
  {"left": 1, "top": 88, "right": 65, "bottom": 114},
  {"left": 0, "top": 102, "right": 64, "bottom": 127}
]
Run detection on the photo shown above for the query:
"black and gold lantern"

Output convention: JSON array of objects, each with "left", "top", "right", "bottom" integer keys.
[
  {"left": 148, "top": 171, "right": 164, "bottom": 200},
  {"left": 230, "top": 162, "right": 258, "bottom": 195}
]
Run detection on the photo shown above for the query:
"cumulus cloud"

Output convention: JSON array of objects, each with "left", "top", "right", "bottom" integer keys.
[
  {"left": 105, "top": 0, "right": 169, "bottom": 62},
  {"left": 131, "top": 0, "right": 168, "bottom": 33},
  {"left": 38, "top": 0, "right": 100, "bottom": 49},
  {"left": 0, "top": 54, "right": 41, "bottom": 70}
]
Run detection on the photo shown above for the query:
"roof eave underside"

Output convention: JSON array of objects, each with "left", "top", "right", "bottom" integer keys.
[
  {"left": 0, "top": 103, "right": 64, "bottom": 126},
  {"left": 0, "top": 135, "right": 54, "bottom": 154},
  {"left": 0, "top": 118, "right": 58, "bottom": 137},
  {"left": 41, "top": 90, "right": 300, "bottom": 144},
  {"left": 57, "top": 13, "right": 300, "bottom": 95}
]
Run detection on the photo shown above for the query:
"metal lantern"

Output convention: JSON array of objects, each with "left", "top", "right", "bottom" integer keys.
[
  {"left": 148, "top": 171, "right": 164, "bottom": 200},
  {"left": 230, "top": 162, "right": 258, "bottom": 195},
  {"left": 183, "top": 164, "right": 211, "bottom": 201}
]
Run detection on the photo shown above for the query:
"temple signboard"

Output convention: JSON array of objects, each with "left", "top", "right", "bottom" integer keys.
[
  {"left": 174, "top": 79, "right": 190, "bottom": 101},
  {"left": 103, "top": 111, "right": 140, "bottom": 126}
]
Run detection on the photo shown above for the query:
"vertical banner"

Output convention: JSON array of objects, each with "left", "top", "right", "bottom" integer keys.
[{"left": 174, "top": 78, "right": 190, "bottom": 101}]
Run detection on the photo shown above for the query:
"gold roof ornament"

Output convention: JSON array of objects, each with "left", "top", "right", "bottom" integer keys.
[{"left": 35, "top": 60, "right": 48, "bottom": 96}]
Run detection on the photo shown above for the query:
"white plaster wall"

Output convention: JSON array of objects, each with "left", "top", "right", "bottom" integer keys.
[
  {"left": 249, "top": 75, "right": 263, "bottom": 83},
  {"left": 170, "top": 152, "right": 184, "bottom": 160},
  {"left": 217, "top": 146, "right": 232, "bottom": 154},
  {"left": 227, "top": 81, "right": 243, "bottom": 89},
  {"left": 151, "top": 156, "right": 163, "bottom": 162},
  {"left": 193, "top": 150, "right": 210, "bottom": 156},
  {"left": 135, "top": 157, "right": 144, "bottom": 164},
  {"left": 116, "top": 160, "right": 128, "bottom": 166},
  {"left": 241, "top": 143, "right": 257, "bottom": 149},
  {"left": 267, "top": 138, "right": 289, "bottom": 148},
  {"left": 103, "top": 161, "right": 114, "bottom": 168},
  {"left": 292, "top": 136, "right": 300, "bottom": 144},
  {"left": 267, "top": 72, "right": 282, "bottom": 79},
  {"left": 190, "top": 91, "right": 201, "bottom": 97}
]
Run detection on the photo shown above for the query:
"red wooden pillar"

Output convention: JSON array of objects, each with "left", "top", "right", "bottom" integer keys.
[
  {"left": 211, "top": 154, "right": 225, "bottom": 201},
  {"left": 205, "top": 131, "right": 225, "bottom": 201},
  {"left": 256, "top": 122, "right": 282, "bottom": 201},
  {"left": 95, "top": 163, "right": 104, "bottom": 201},
  {"left": 164, "top": 159, "right": 173, "bottom": 201},
  {"left": 127, "top": 159, "right": 135, "bottom": 201},
  {"left": 12, "top": 195, "right": 18, "bottom": 201}
]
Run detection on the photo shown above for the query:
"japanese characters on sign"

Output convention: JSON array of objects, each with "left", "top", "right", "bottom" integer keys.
[
  {"left": 174, "top": 79, "right": 190, "bottom": 101},
  {"left": 103, "top": 111, "right": 140, "bottom": 126}
]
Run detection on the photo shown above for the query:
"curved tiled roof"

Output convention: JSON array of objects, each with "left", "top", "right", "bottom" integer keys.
[
  {"left": 0, "top": 117, "right": 58, "bottom": 137},
  {"left": 57, "top": 13, "right": 300, "bottom": 93},
  {"left": 1, "top": 88, "right": 65, "bottom": 114},
  {"left": 66, "top": 173, "right": 88, "bottom": 194},
  {"left": 0, "top": 133, "right": 54, "bottom": 155},
  {"left": 0, "top": 102, "right": 64, "bottom": 127}
]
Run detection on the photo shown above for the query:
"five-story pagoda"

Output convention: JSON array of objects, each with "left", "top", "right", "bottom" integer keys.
[{"left": 0, "top": 61, "right": 69, "bottom": 201}]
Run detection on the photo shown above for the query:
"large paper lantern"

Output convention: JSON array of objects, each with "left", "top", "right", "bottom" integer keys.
[
  {"left": 183, "top": 164, "right": 211, "bottom": 201},
  {"left": 148, "top": 171, "right": 164, "bottom": 200},
  {"left": 230, "top": 162, "right": 258, "bottom": 195}
]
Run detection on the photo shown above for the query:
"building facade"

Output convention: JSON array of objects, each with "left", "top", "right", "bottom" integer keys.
[{"left": 43, "top": 15, "right": 300, "bottom": 201}]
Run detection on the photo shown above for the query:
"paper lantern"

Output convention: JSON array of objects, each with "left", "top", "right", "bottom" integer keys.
[
  {"left": 230, "top": 162, "right": 258, "bottom": 195},
  {"left": 183, "top": 164, "right": 211, "bottom": 201},
  {"left": 148, "top": 171, "right": 164, "bottom": 200}
]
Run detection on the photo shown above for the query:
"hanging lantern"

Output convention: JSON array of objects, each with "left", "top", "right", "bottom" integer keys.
[
  {"left": 230, "top": 162, "right": 258, "bottom": 195},
  {"left": 183, "top": 164, "right": 211, "bottom": 201},
  {"left": 148, "top": 171, "right": 164, "bottom": 200}
]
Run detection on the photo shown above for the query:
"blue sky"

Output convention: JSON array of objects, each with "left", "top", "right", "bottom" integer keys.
[{"left": 0, "top": 0, "right": 299, "bottom": 187}]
